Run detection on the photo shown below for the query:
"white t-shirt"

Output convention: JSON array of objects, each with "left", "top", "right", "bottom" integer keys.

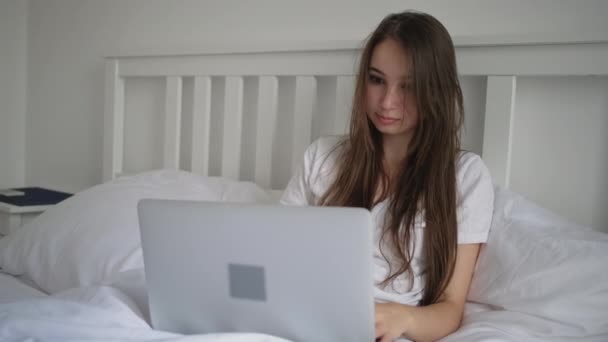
[{"left": 280, "top": 136, "right": 494, "bottom": 306}]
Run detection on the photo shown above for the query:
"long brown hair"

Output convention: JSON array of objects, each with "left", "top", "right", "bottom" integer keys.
[{"left": 319, "top": 11, "right": 464, "bottom": 306}]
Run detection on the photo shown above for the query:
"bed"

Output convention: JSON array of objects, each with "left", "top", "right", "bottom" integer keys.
[{"left": 0, "top": 36, "right": 607, "bottom": 341}]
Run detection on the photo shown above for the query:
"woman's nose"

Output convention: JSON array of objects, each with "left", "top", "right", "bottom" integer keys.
[{"left": 380, "top": 86, "right": 403, "bottom": 110}]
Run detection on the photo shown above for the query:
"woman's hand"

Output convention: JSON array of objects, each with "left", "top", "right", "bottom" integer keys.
[{"left": 375, "top": 302, "right": 413, "bottom": 342}]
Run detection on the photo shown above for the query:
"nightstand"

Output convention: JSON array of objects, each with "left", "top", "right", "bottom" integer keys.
[
  {"left": 0, "top": 204, "right": 53, "bottom": 236},
  {"left": 0, "top": 187, "right": 72, "bottom": 236}
]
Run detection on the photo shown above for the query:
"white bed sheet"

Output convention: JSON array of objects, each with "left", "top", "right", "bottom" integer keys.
[{"left": 443, "top": 303, "right": 608, "bottom": 342}]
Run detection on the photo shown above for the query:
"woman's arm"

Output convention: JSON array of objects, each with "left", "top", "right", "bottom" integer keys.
[{"left": 375, "top": 243, "right": 481, "bottom": 342}]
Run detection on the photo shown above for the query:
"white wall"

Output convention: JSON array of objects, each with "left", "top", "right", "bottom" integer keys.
[{"left": 0, "top": 0, "right": 28, "bottom": 189}]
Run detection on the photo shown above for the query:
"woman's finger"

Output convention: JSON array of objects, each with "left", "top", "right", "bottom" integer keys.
[{"left": 380, "top": 334, "right": 394, "bottom": 342}]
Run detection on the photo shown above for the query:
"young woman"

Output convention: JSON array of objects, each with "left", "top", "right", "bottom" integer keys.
[{"left": 281, "top": 10, "right": 494, "bottom": 342}]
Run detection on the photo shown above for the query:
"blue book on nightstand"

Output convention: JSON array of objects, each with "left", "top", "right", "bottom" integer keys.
[{"left": 0, "top": 187, "right": 72, "bottom": 207}]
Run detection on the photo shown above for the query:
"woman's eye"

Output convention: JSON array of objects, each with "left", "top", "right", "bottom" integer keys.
[
  {"left": 401, "top": 83, "right": 414, "bottom": 91},
  {"left": 369, "top": 75, "right": 384, "bottom": 85}
]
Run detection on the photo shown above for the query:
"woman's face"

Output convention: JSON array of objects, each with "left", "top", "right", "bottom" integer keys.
[{"left": 365, "top": 38, "right": 419, "bottom": 144}]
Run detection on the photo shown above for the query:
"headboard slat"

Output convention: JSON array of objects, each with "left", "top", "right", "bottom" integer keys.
[
  {"left": 103, "top": 59, "right": 125, "bottom": 182},
  {"left": 163, "top": 76, "right": 183, "bottom": 169},
  {"left": 255, "top": 76, "right": 279, "bottom": 189},
  {"left": 482, "top": 76, "right": 517, "bottom": 188},
  {"left": 291, "top": 76, "right": 316, "bottom": 175},
  {"left": 191, "top": 76, "right": 212, "bottom": 175}
]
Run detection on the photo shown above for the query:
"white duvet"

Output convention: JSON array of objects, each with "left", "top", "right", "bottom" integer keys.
[
  {"left": 0, "top": 170, "right": 606, "bottom": 341},
  {"left": 0, "top": 281, "right": 604, "bottom": 342},
  {"left": 0, "top": 285, "right": 291, "bottom": 342}
]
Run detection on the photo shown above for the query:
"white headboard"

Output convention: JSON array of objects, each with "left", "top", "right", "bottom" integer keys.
[{"left": 104, "top": 38, "right": 608, "bottom": 230}]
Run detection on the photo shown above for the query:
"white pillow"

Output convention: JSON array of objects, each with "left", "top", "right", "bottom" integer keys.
[
  {"left": 0, "top": 170, "right": 272, "bottom": 294},
  {"left": 468, "top": 186, "right": 608, "bottom": 335}
]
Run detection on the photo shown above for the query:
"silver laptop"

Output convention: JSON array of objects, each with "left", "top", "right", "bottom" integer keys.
[{"left": 137, "top": 199, "right": 375, "bottom": 342}]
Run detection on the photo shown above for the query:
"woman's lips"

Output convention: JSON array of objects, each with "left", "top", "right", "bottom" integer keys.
[{"left": 376, "top": 113, "right": 400, "bottom": 125}]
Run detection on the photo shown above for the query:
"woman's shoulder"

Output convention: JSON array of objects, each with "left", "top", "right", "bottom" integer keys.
[
  {"left": 455, "top": 150, "right": 494, "bottom": 203},
  {"left": 301, "top": 135, "right": 345, "bottom": 195},
  {"left": 308, "top": 135, "right": 344, "bottom": 155},
  {"left": 456, "top": 151, "right": 490, "bottom": 179},
  {"left": 303, "top": 135, "right": 345, "bottom": 167}
]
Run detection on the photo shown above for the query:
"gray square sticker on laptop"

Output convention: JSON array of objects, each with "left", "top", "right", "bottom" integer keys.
[{"left": 228, "top": 263, "right": 267, "bottom": 301}]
